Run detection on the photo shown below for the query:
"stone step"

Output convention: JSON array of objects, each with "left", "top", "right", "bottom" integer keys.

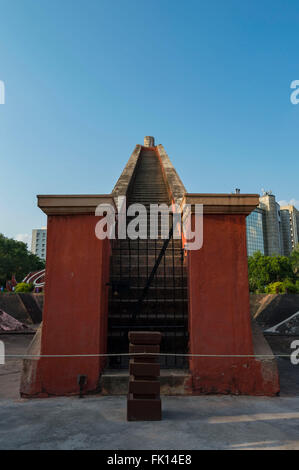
[
  {"left": 99, "top": 369, "right": 192, "bottom": 395},
  {"left": 128, "top": 200, "right": 170, "bottom": 204},
  {"left": 108, "top": 317, "right": 187, "bottom": 328},
  {"left": 129, "top": 200, "right": 170, "bottom": 204},
  {"left": 110, "top": 265, "right": 187, "bottom": 277},
  {"left": 110, "top": 293, "right": 187, "bottom": 301},
  {"left": 129, "top": 190, "right": 168, "bottom": 194},
  {"left": 111, "top": 240, "right": 184, "bottom": 250},
  {"left": 128, "top": 203, "right": 172, "bottom": 207},
  {"left": 125, "top": 221, "right": 172, "bottom": 228},
  {"left": 108, "top": 327, "right": 188, "bottom": 336},
  {"left": 108, "top": 301, "right": 187, "bottom": 317},
  {"left": 111, "top": 247, "right": 184, "bottom": 256},
  {"left": 111, "top": 255, "right": 185, "bottom": 267},
  {"left": 109, "top": 276, "right": 187, "bottom": 287},
  {"left": 108, "top": 305, "right": 188, "bottom": 316},
  {"left": 111, "top": 247, "right": 184, "bottom": 255},
  {"left": 126, "top": 214, "right": 172, "bottom": 218},
  {"left": 110, "top": 285, "right": 187, "bottom": 300}
]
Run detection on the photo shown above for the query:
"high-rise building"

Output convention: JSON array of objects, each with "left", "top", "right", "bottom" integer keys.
[
  {"left": 246, "top": 207, "right": 265, "bottom": 256},
  {"left": 280, "top": 208, "right": 293, "bottom": 256},
  {"left": 259, "top": 193, "right": 283, "bottom": 256},
  {"left": 280, "top": 205, "right": 299, "bottom": 255},
  {"left": 31, "top": 228, "right": 47, "bottom": 260},
  {"left": 246, "top": 193, "right": 298, "bottom": 257}
]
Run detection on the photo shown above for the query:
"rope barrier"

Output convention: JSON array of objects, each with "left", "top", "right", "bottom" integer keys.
[{"left": 0, "top": 352, "right": 293, "bottom": 358}]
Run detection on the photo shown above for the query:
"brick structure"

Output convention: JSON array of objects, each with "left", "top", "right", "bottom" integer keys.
[
  {"left": 143, "top": 136, "right": 155, "bottom": 147},
  {"left": 20, "top": 137, "right": 279, "bottom": 398},
  {"left": 127, "top": 331, "right": 162, "bottom": 421}
]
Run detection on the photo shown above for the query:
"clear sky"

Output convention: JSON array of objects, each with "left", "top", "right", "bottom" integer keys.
[{"left": 0, "top": 0, "right": 298, "bottom": 247}]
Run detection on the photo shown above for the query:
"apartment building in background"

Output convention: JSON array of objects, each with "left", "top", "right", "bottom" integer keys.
[
  {"left": 246, "top": 192, "right": 299, "bottom": 257},
  {"left": 31, "top": 228, "right": 47, "bottom": 260},
  {"left": 280, "top": 205, "right": 299, "bottom": 253}
]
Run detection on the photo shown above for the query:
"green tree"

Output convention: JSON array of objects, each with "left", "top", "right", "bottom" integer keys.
[
  {"left": 0, "top": 233, "right": 45, "bottom": 286},
  {"left": 290, "top": 243, "right": 299, "bottom": 276},
  {"left": 248, "top": 251, "right": 294, "bottom": 293}
]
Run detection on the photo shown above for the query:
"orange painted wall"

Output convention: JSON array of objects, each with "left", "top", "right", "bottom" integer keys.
[
  {"left": 187, "top": 213, "right": 278, "bottom": 395},
  {"left": 30, "top": 214, "right": 110, "bottom": 396}
]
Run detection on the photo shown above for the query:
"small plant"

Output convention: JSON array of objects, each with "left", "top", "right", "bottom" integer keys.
[
  {"left": 265, "top": 280, "right": 299, "bottom": 294},
  {"left": 282, "top": 279, "right": 299, "bottom": 294},
  {"left": 265, "top": 282, "right": 284, "bottom": 294},
  {"left": 14, "top": 282, "right": 34, "bottom": 293}
]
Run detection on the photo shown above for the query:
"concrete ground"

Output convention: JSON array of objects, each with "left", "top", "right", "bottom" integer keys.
[
  {"left": 1, "top": 395, "right": 299, "bottom": 450},
  {"left": 0, "top": 334, "right": 33, "bottom": 400},
  {"left": 1, "top": 334, "right": 299, "bottom": 450}
]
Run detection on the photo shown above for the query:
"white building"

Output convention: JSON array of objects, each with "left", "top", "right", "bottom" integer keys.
[
  {"left": 280, "top": 205, "right": 299, "bottom": 254},
  {"left": 31, "top": 228, "right": 47, "bottom": 260},
  {"left": 246, "top": 193, "right": 299, "bottom": 257}
]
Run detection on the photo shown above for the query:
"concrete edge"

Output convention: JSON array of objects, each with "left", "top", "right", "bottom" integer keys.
[
  {"left": 20, "top": 323, "right": 42, "bottom": 397},
  {"left": 156, "top": 144, "right": 186, "bottom": 205},
  {"left": 111, "top": 145, "right": 142, "bottom": 198}
]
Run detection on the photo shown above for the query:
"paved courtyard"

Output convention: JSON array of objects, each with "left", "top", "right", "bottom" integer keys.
[
  {"left": 1, "top": 395, "right": 299, "bottom": 450},
  {"left": 1, "top": 334, "right": 299, "bottom": 450},
  {"left": 0, "top": 334, "right": 32, "bottom": 400}
]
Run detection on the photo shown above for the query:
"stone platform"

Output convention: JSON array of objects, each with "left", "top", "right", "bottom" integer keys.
[{"left": 99, "top": 369, "right": 192, "bottom": 395}]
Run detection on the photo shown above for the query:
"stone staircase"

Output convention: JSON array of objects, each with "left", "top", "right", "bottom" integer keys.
[{"left": 107, "top": 148, "right": 188, "bottom": 369}]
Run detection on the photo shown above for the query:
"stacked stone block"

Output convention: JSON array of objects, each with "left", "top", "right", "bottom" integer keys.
[
  {"left": 143, "top": 136, "right": 155, "bottom": 147},
  {"left": 127, "top": 331, "right": 162, "bottom": 421}
]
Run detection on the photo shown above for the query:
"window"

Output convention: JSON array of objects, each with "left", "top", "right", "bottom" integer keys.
[{"left": 246, "top": 210, "right": 265, "bottom": 256}]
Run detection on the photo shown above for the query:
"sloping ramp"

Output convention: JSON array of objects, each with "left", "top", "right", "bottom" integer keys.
[
  {"left": 265, "top": 311, "right": 299, "bottom": 335},
  {"left": 0, "top": 309, "right": 32, "bottom": 333},
  {"left": 18, "top": 294, "right": 42, "bottom": 324},
  {"left": 253, "top": 294, "right": 299, "bottom": 329}
]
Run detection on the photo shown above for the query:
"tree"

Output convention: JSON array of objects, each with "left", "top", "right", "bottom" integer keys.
[
  {"left": 248, "top": 251, "right": 295, "bottom": 293},
  {"left": 290, "top": 243, "right": 299, "bottom": 276},
  {"left": 0, "top": 233, "right": 45, "bottom": 286}
]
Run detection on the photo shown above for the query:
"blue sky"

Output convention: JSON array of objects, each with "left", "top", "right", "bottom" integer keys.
[{"left": 0, "top": 0, "right": 298, "bottom": 247}]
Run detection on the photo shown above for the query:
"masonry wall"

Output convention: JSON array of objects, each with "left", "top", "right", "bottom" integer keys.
[
  {"left": 187, "top": 213, "right": 279, "bottom": 395},
  {"left": 21, "top": 214, "right": 110, "bottom": 397}
]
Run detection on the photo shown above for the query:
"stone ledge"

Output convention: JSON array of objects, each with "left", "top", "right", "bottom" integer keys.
[
  {"left": 182, "top": 193, "right": 259, "bottom": 215},
  {"left": 37, "top": 194, "right": 115, "bottom": 215},
  {"left": 156, "top": 144, "right": 186, "bottom": 205},
  {"left": 112, "top": 145, "right": 142, "bottom": 198}
]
